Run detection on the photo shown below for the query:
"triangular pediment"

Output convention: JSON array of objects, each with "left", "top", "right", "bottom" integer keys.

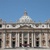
[{"left": 17, "top": 25, "right": 33, "bottom": 30}]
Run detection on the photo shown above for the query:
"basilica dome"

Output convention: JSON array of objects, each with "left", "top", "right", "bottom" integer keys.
[{"left": 17, "top": 10, "right": 34, "bottom": 23}]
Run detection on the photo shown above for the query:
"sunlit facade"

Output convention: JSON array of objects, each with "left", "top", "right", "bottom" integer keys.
[{"left": 0, "top": 10, "right": 50, "bottom": 49}]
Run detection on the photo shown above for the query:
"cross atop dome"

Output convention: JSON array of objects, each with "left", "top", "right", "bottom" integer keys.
[{"left": 24, "top": 9, "right": 28, "bottom": 16}]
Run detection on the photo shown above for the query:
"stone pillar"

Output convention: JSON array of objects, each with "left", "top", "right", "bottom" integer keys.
[
  {"left": 34, "top": 33, "right": 36, "bottom": 47},
  {"left": 9, "top": 33, "right": 12, "bottom": 48},
  {"left": 2, "top": 33, "right": 5, "bottom": 48},
  {"left": 39, "top": 33, "right": 41, "bottom": 47},
  {"left": 22, "top": 33, "right": 24, "bottom": 47},
  {"left": 18, "top": 33, "right": 19, "bottom": 47},
  {"left": 45, "top": 33, "right": 48, "bottom": 48},
  {"left": 15, "top": 33, "right": 18, "bottom": 47},
  {"left": 27, "top": 33, "right": 29, "bottom": 47},
  {"left": 32, "top": 33, "right": 33, "bottom": 47}
]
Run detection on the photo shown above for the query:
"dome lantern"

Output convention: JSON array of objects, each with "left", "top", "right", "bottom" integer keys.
[{"left": 24, "top": 10, "right": 28, "bottom": 16}]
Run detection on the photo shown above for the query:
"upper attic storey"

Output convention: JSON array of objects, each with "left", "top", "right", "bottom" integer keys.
[{"left": 17, "top": 10, "right": 34, "bottom": 23}]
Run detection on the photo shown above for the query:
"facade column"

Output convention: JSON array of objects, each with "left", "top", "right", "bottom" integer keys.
[
  {"left": 9, "top": 33, "right": 12, "bottom": 48},
  {"left": 2, "top": 33, "right": 5, "bottom": 48},
  {"left": 27, "top": 32, "right": 29, "bottom": 47},
  {"left": 39, "top": 33, "right": 41, "bottom": 47},
  {"left": 45, "top": 33, "right": 48, "bottom": 48},
  {"left": 18, "top": 33, "right": 19, "bottom": 47},
  {"left": 22, "top": 33, "right": 24, "bottom": 47},
  {"left": 32, "top": 33, "right": 33, "bottom": 47},
  {"left": 34, "top": 33, "right": 36, "bottom": 47},
  {"left": 15, "top": 33, "right": 18, "bottom": 47}
]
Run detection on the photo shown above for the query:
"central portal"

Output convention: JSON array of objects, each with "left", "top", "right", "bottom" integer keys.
[
  {"left": 12, "top": 41, "right": 15, "bottom": 48},
  {"left": 24, "top": 41, "right": 27, "bottom": 47}
]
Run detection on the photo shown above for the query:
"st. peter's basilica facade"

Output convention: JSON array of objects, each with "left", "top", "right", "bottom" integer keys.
[{"left": 0, "top": 10, "right": 50, "bottom": 49}]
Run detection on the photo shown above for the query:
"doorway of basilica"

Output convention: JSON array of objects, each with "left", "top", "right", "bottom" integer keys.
[
  {"left": 24, "top": 41, "right": 27, "bottom": 47},
  {"left": 36, "top": 41, "right": 39, "bottom": 47},
  {"left": 12, "top": 41, "right": 15, "bottom": 48}
]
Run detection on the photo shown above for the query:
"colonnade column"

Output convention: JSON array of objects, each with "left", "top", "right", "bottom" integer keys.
[
  {"left": 22, "top": 33, "right": 24, "bottom": 47},
  {"left": 2, "top": 33, "right": 5, "bottom": 48},
  {"left": 27, "top": 32, "right": 29, "bottom": 47},
  {"left": 32, "top": 33, "right": 33, "bottom": 47},
  {"left": 15, "top": 33, "right": 18, "bottom": 47},
  {"left": 9, "top": 33, "right": 12, "bottom": 48},
  {"left": 39, "top": 33, "right": 41, "bottom": 47},
  {"left": 45, "top": 33, "right": 48, "bottom": 48},
  {"left": 34, "top": 33, "right": 36, "bottom": 47},
  {"left": 18, "top": 33, "right": 19, "bottom": 47}
]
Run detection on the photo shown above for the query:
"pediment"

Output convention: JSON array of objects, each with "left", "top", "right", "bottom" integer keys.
[{"left": 17, "top": 25, "right": 33, "bottom": 30}]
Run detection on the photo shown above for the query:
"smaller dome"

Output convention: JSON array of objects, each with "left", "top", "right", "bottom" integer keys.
[{"left": 17, "top": 10, "right": 34, "bottom": 23}]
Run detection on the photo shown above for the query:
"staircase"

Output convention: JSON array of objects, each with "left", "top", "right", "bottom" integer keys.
[{"left": 0, "top": 48, "right": 50, "bottom": 50}]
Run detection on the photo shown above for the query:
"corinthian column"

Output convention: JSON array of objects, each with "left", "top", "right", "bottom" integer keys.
[
  {"left": 15, "top": 33, "right": 18, "bottom": 47},
  {"left": 18, "top": 33, "right": 19, "bottom": 47},
  {"left": 32, "top": 33, "right": 33, "bottom": 47},
  {"left": 2, "top": 33, "right": 5, "bottom": 48},
  {"left": 39, "top": 33, "right": 41, "bottom": 47},
  {"left": 27, "top": 32, "right": 29, "bottom": 47},
  {"left": 22, "top": 33, "right": 24, "bottom": 47},
  {"left": 45, "top": 33, "right": 48, "bottom": 48},
  {"left": 34, "top": 33, "right": 36, "bottom": 47},
  {"left": 9, "top": 33, "right": 12, "bottom": 48}
]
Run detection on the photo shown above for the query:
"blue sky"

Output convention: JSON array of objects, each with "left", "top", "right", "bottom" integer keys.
[{"left": 0, "top": 0, "right": 50, "bottom": 22}]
